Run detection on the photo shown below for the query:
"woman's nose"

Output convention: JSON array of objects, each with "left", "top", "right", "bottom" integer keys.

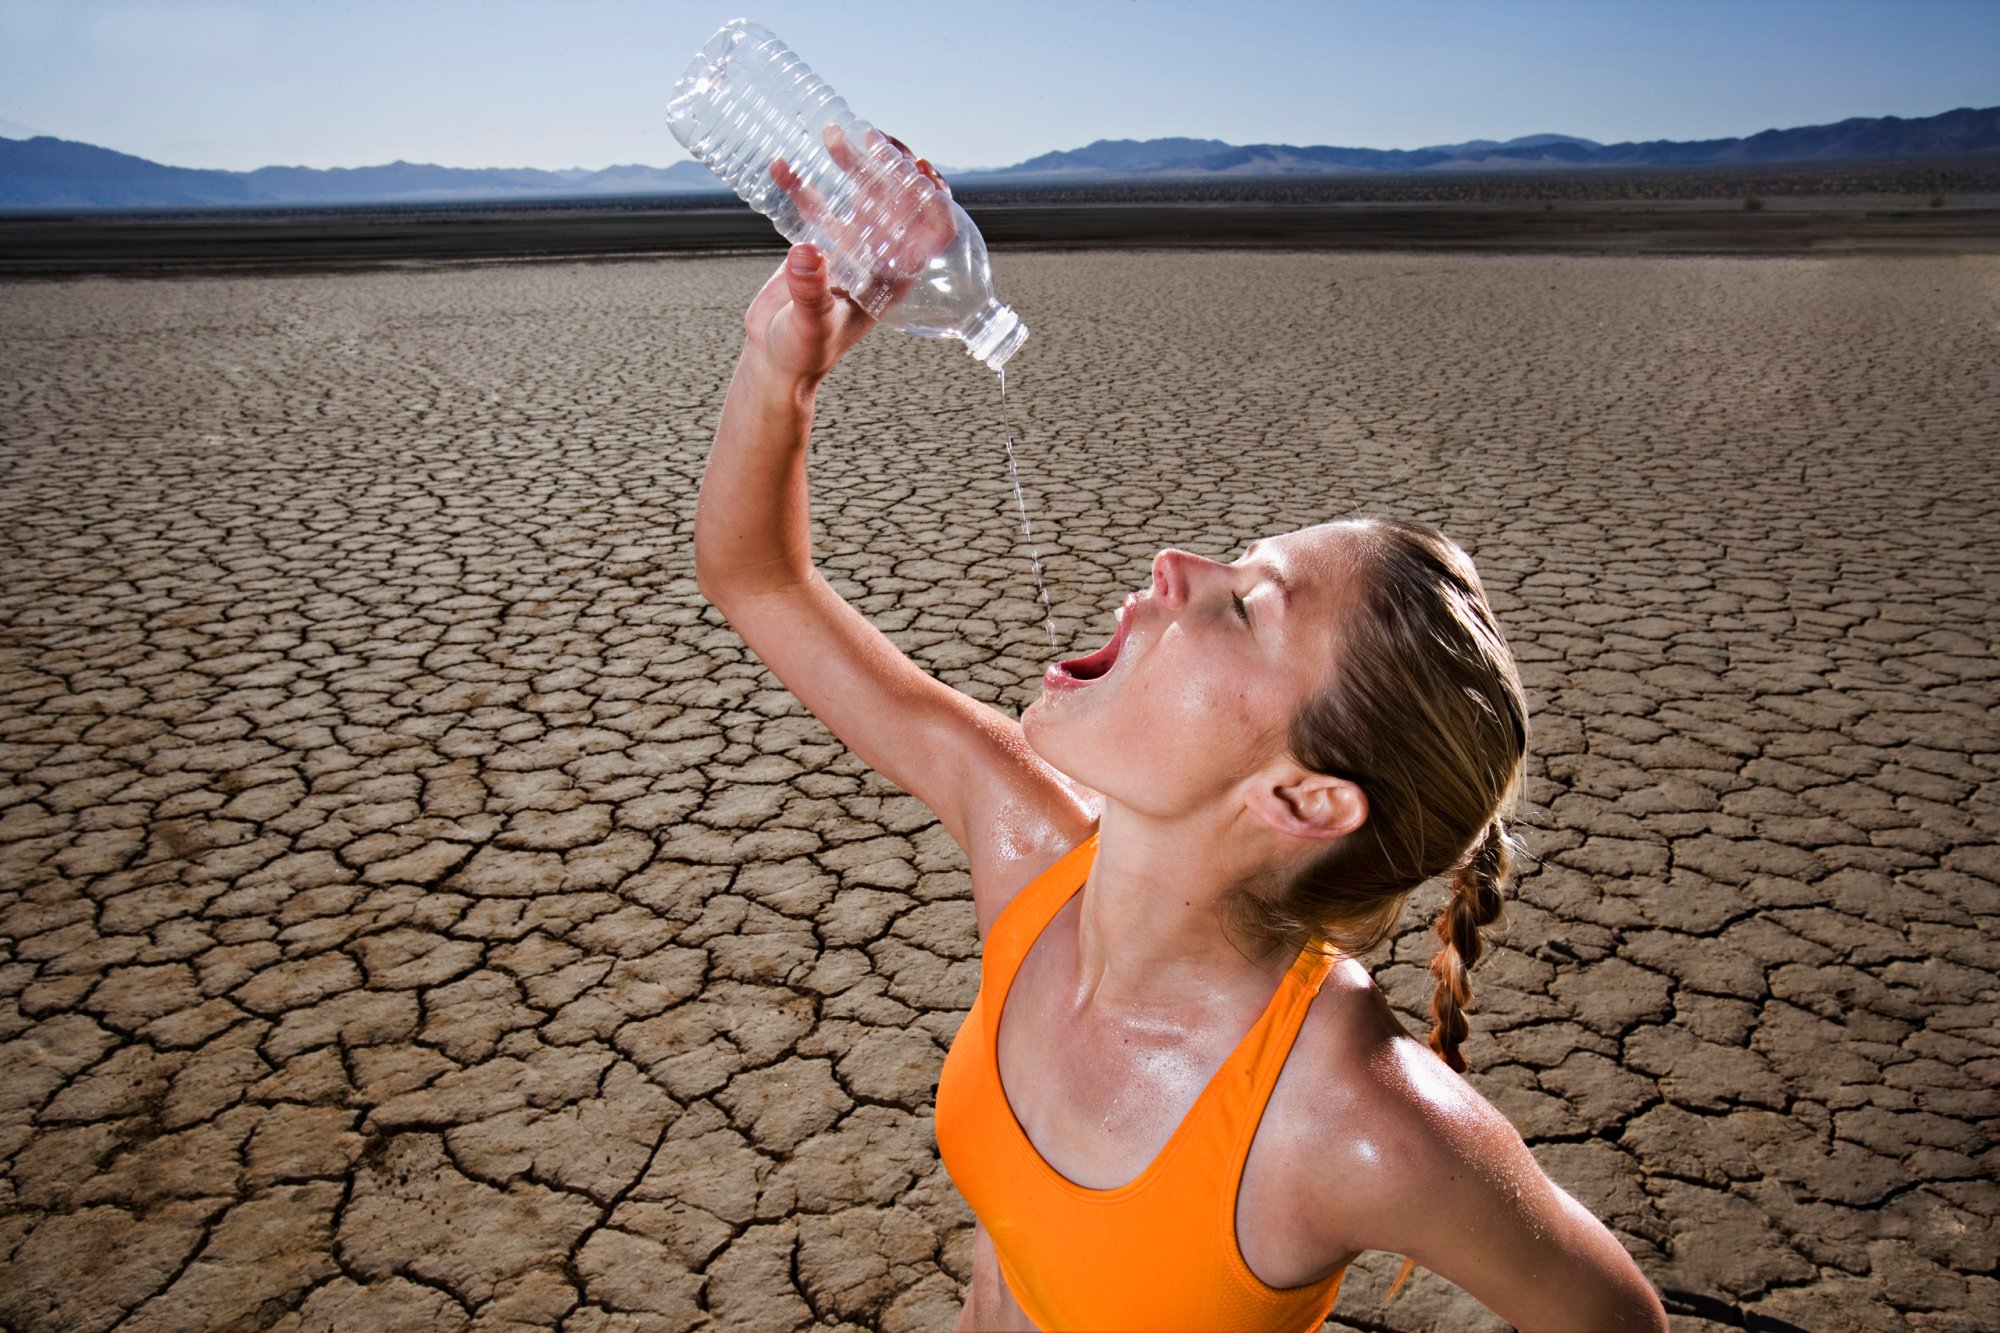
[{"left": 1152, "top": 549, "right": 1220, "bottom": 607}]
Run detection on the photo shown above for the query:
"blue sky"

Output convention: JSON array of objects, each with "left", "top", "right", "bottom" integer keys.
[{"left": 0, "top": 0, "right": 1993, "bottom": 171}]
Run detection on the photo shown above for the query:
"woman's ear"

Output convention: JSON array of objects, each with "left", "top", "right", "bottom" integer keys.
[{"left": 1246, "top": 767, "right": 1368, "bottom": 842}]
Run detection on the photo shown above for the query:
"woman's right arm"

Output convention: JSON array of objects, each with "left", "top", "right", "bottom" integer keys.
[{"left": 693, "top": 244, "right": 1090, "bottom": 913}]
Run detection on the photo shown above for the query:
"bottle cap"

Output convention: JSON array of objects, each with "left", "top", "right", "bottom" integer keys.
[{"left": 966, "top": 302, "right": 1028, "bottom": 372}]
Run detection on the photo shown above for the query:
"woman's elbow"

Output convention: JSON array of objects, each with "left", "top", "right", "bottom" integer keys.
[
  {"left": 1597, "top": 1292, "right": 1670, "bottom": 1333},
  {"left": 692, "top": 555, "right": 730, "bottom": 610},
  {"left": 1566, "top": 1260, "right": 1668, "bottom": 1333}
]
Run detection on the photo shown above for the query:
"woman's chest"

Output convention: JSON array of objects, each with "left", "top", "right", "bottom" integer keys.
[
  {"left": 978, "top": 939, "right": 1355, "bottom": 1292},
  {"left": 993, "top": 939, "right": 1242, "bottom": 1191}
]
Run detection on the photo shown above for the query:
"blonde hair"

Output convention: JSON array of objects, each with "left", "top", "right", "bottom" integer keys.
[{"left": 1243, "top": 516, "right": 1528, "bottom": 1073}]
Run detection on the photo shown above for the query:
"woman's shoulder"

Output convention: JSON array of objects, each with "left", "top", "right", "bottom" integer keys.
[
  {"left": 1286, "top": 958, "right": 1506, "bottom": 1105},
  {"left": 958, "top": 762, "right": 1101, "bottom": 938},
  {"left": 1263, "top": 960, "right": 1531, "bottom": 1242}
]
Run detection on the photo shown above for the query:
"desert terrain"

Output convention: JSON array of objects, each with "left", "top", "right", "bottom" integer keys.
[{"left": 1, "top": 246, "right": 1995, "bottom": 1331}]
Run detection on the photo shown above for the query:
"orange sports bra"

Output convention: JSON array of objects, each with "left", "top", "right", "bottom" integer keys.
[{"left": 935, "top": 832, "right": 1346, "bottom": 1332}]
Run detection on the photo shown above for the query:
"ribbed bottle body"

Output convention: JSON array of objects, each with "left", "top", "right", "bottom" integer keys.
[{"left": 667, "top": 19, "right": 1026, "bottom": 370}]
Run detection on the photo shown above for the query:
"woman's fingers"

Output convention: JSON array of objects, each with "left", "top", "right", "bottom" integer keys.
[
  {"left": 776, "top": 128, "right": 955, "bottom": 301},
  {"left": 821, "top": 127, "right": 949, "bottom": 216},
  {"left": 823, "top": 127, "right": 923, "bottom": 225},
  {"left": 853, "top": 128, "right": 944, "bottom": 195},
  {"left": 823, "top": 125, "right": 867, "bottom": 177},
  {"left": 880, "top": 133, "right": 949, "bottom": 191},
  {"left": 770, "top": 156, "right": 831, "bottom": 229}
]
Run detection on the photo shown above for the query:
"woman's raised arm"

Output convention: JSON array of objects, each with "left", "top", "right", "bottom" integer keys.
[{"left": 692, "top": 242, "right": 1088, "bottom": 909}]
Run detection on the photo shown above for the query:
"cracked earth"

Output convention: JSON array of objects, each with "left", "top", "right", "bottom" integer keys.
[{"left": 1, "top": 250, "right": 1995, "bottom": 1331}]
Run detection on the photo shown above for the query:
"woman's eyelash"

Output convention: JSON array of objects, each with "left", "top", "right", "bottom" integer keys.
[{"left": 1231, "top": 592, "right": 1250, "bottom": 624}]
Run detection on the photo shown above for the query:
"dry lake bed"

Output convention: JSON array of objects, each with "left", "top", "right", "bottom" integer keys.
[{"left": 1, "top": 250, "right": 1995, "bottom": 1331}]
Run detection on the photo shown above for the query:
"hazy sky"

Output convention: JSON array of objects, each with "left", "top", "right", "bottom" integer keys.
[{"left": 1, "top": 0, "right": 1994, "bottom": 172}]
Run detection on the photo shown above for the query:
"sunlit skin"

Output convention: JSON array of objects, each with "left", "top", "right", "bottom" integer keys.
[{"left": 693, "top": 139, "right": 1668, "bottom": 1332}]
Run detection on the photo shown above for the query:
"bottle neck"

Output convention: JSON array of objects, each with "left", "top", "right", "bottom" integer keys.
[{"left": 961, "top": 299, "right": 1029, "bottom": 372}]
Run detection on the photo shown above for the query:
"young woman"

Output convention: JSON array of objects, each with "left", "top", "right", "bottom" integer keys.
[{"left": 693, "top": 145, "right": 1668, "bottom": 1332}]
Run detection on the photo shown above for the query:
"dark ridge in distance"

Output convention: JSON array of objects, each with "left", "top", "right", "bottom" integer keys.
[
  {"left": 951, "top": 155, "right": 2000, "bottom": 205},
  {"left": 9, "top": 155, "right": 1998, "bottom": 218},
  {"left": 2, "top": 158, "right": 1996, "bottom": 277}
]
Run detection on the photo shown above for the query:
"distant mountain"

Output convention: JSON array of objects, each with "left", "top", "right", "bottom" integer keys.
[
  {"left": 2, "top": 105, "right": 1994, "bottom": 210},
  {"left": 959, "top": 133, "right": 1603, "bottom": 178},
  {"left": 0, "top": 136, "right": 253, "bottom": 208},
  {"left": 998, "top": 137, "right": 1236, "bottom": 176},
  {"left": 1572, "top": 105, "right": 2000, "bottom": 167},
  {"left": 967, "top": 106, "right": 2000, "bottom": 180},
  {"left": 1418, "top": 133, "right": 1603, "bottom": 155},
  {"left": 0, "top": 136, "right": 721, "bottom": 209}
]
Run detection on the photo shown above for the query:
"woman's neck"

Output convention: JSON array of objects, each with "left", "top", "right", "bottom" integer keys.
[{"left": 1071, "top": 799, "right": 1296, "bottom": 1013}]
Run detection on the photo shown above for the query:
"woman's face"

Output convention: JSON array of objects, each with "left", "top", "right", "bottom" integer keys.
[{"left": 1023, "top": 521, "right": 1368, "bottom": 819}]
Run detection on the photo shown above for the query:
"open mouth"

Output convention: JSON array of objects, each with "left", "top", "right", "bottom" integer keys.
[{"left": 1044, "top": 593, "right": 1139, "bottom": 690}]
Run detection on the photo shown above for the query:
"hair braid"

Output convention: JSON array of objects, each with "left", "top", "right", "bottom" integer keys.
[
  {"left": 1382, "top": 821, "right": 1514, "bottom": 1307},
  {"left": 1426, "top": 816, "right": 1512, "bottom": 1074}
]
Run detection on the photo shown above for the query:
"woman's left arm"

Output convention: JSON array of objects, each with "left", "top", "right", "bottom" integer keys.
[
  {"left": 1331, "top": 1052, "right": 1670, "bottom": 1332},
  {"left": 1418, "top": 1164, "right": 1669, "bottom": 1332}
]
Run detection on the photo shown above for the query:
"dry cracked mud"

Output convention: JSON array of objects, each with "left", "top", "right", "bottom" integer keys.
[{"left": 1, "top": 250, "right": 1995, "bottom": 1331}]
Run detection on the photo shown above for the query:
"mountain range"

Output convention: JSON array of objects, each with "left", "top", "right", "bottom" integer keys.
[
  {"left": 0, "top": 140, "right": 720, "bottom": 210},
  {"left": 2, "top": 106, "right": 1994, "bottom": 210},
  {"left": 998, "top": 132, "right": 1615, "bottom": 177}
]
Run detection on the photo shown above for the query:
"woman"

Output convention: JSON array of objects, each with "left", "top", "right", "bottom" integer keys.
[{"left": 693, "top": 146, "right": 1668, "bottom": 1332}]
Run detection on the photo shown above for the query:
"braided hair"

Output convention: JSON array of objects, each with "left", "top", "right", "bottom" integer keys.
[
  {"left": 1428, "top": 817, "right": 1516, "bottom": 1072},
  {"left": 1245, "top": 515, "right": 1528, "bottom": 1067}
]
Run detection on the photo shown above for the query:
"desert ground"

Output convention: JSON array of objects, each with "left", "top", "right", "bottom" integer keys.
[{"left": 1, "top": 248, "right": 1995, "bottom": 1331}]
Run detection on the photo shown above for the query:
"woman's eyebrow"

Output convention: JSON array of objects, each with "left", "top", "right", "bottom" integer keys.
[
  {"left": 1267, "top": 565, "right": 1292, "bottom": 608},
  {"left": 1238, "top": 546, "right": 1292, "bottom": 620},
  {"left": 1261, "top": 563, "right": 1292, "bottom": 616}
]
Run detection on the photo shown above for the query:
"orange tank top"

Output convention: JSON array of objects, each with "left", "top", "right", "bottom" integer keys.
[{"left": 935, "top": 832, "right": 1346, "bottom": 1332}]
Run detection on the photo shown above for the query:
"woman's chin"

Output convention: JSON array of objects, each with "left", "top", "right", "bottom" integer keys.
[
  {"left": 1020, "top": 700, "right": 1051, "bottom": 749},
  {"left": 1019, "top": 705, "right": 1077, "bottom": 773}
]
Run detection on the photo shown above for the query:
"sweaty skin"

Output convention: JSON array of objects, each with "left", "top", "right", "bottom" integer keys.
[{"left": 693, "top": 146, "right": 1668, "bottom": 1330}]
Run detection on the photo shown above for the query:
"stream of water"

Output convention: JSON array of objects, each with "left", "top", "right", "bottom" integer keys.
[{"left": 998, "top": 368, "right": 1058, "bottom": 656}]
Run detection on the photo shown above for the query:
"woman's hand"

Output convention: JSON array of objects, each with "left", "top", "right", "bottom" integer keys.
[
  {"left": 739, "top": 128, "right": 954, "bottom": 390},
  {"left": 776, "top": 125, "right": 955, "bottom": 311},
  {"left": 740, "top": 241, "right": 873, "bottom": 389}
]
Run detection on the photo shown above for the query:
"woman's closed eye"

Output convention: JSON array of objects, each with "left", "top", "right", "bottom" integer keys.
[{"left": 1231, "top": 591, "right": 1251, "bottom": 624}]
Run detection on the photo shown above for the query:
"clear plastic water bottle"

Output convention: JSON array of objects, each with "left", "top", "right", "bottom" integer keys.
[{"left": 667, "top": 19, "right": 1028, "bottom": 372}]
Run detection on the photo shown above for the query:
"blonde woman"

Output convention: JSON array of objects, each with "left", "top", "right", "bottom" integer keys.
[{"left": 694, "top": 144, "right": 1668, "bottom": 1331}]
